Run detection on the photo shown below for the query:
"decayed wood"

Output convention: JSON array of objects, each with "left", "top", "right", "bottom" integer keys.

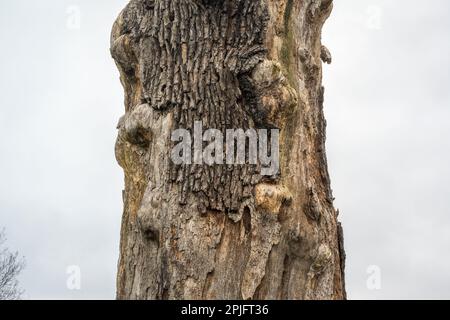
[{"left": 112, "top": 0, "right": 345, "bottom": 300}]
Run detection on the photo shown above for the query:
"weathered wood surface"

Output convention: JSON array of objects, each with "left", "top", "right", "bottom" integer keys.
[{"left": 112, "top": 0, "right": 345, "bottom": 300}]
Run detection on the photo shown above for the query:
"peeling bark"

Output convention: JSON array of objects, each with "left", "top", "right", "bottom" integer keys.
[{"left": 112, "top": 0, "right": 345, "bottom": 300}]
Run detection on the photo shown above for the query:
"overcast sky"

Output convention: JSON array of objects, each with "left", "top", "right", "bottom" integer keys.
[{"left": 0, "top": 0, "right": 449, "bottom": 300}]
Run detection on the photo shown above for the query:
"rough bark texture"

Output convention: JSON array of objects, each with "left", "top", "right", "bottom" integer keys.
[{"left": 112, "top": 0, "right": 346, "bottom": 300}]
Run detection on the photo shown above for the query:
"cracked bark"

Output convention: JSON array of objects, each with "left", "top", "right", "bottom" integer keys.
[{"left": 112, "top": 0, "right": 346, "bottom": 300}]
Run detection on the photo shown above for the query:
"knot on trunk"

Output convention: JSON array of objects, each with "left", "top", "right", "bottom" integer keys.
[
  {"left": 320, "top": 45, "right": 332, "bottom": 64},
  {"left": 121, "top": 104, "right": 154, "bottom": 148},
  {"left": 303, "top": 187, "right": 323, "bottom": 222},
  {"left": 111, "top": 34, "right": 138, "bottom": 76},
  {"left": 239, "top": 59, "right": 298, "bottom": 128},
  {"left": 255, "top": 183, "right": 292, "bottom": 214},
  {"left": 308, "top": 0, "right": 333, "bottom": 22}
]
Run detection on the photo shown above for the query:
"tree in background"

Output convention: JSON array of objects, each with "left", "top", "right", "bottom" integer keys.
[{"left": 0, "top": 229, "right": 25, "bottom": 300}]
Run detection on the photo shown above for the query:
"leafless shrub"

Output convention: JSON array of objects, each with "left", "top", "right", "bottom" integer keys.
[{"left": 0, "top": 229, "right": 25, "bottom": 300}]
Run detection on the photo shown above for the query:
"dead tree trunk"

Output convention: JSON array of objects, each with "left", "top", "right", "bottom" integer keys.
[{"left": 111, "top": 0, "right": 345, "bottom": 300}]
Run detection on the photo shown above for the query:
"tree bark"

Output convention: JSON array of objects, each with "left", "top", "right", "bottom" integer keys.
[{"left": 111, "top": 0, "right": 345, "bottom": 300}]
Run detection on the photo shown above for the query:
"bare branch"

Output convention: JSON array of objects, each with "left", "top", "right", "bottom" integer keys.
[{"left": 0, "top": 229, "right": 25, "bottom": 300}]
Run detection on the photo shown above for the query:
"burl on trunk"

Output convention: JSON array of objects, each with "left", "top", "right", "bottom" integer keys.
[{"left": 111, "top": 0, "right": 345, "bottom": 300}]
